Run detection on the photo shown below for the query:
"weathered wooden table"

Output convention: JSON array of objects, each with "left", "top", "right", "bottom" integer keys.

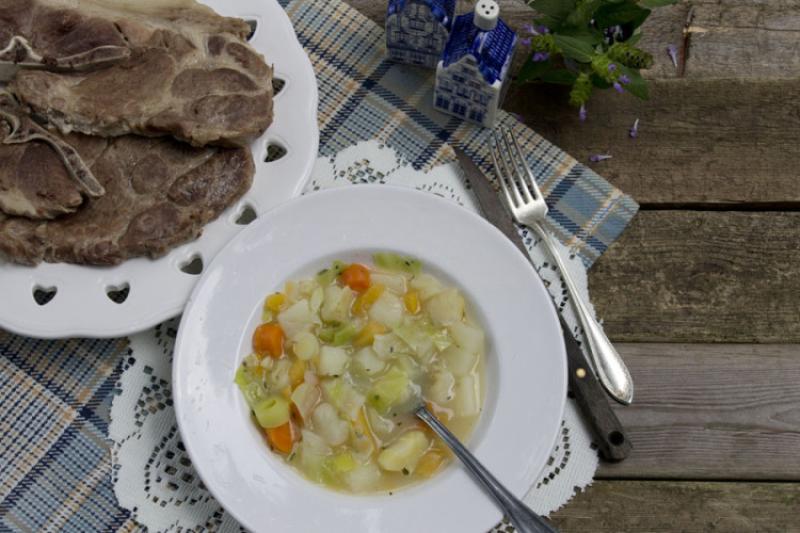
[{"left": 349, "top": 1, "right": 800, "bottom": 529}]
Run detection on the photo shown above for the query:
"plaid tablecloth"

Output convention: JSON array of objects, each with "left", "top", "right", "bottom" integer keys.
[{"left": 0, "top": 0, "right": 637, "bottom": 531}]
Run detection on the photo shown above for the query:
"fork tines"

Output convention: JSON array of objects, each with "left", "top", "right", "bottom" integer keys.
[{"left": 490, "top": 127, "right": 546, "bottom": 215}]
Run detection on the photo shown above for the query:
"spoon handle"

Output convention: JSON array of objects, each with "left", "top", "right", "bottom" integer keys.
[{"left": 415, "top": 407, "right": 559, "bottom": 533}]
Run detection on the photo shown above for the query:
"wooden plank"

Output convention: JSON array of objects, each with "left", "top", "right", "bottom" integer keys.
[
  {"left": 343, "top": 0, "right": 685, "bottom": 77},
  {"left": 345, "top": 0, "right": 800, "bottom": 205},
  {"left": 687, "top": 0, "right": 800, "bottom": 79},
  {"left": 596, "top": 344, "right": 800, "bottom": 480},
  {"left": 551, "top": 480, "right": 800, "bottom": 531},
  {"left": 343, "top": 0, "right": 533, "bottom": 29},
  {"left": 343, "top": 0, "right": 800, "bottom": 80},
  {"left": 630, "top": 2, "right": 689, "bottom": 80},
  {"left": 503, "top": 78, "right": 800, "bottom": 205},
  {"left": 587, "top": 211, "right": 800, "bottom": 342}
]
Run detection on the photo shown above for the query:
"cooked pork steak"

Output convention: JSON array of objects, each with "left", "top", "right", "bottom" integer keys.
[
  {"left": 0, "top": 133, "right": 254, "bottom": 266},
  {"left": 6, "top": 0, "right": 274, "bottom": 147},
  {"left": 0, "top": 0, "right": 130, "bottom": 73},
  {"left": 0, "top": 126, "right": 105, "bottom": 219},
  {"left": 0, "top": 90, "right": 105, "bottom": 219}
]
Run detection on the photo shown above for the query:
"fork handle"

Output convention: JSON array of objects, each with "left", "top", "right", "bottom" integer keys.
[
  {"left": 416, "top": 407, "right": 559, "bottom": 533},
  {"left": 531, "top": 222, "right": 634, "bottom": 405}
]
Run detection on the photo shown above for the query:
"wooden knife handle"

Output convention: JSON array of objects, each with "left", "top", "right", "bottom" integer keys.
[{"left": 561, "top": 320, "right": 632, "bottom": 462}]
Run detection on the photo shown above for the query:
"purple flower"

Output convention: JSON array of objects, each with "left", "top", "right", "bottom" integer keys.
[
  {"left": 589, "top": 154, "right": 612, "bottom": 163},
  {"left": 608, "top": 63, "right": 617, "bottom": 72},
  {"left": 613, "top": 81, "right": 624, "bottom": 93},
  {"left": 532, "top": 51, "right": 550, "bottom": 62},
  {"left": 666, "top": 44, "right": 679, "bottom": 68},
  {"left": 579, "top": 104, "right": 587, "bottom": 122},
  {"left": 519, "top": 37, "right": 532, "bottom": 47},
  {"left": 536, "top": 25, "right": 550, "bottom": 34},
  {"left": 619, "top": 74, "right": 631, "bottom": 85},
  {"left": 629, "top": 118, "right": 640, "bottom": 139},
  {"left": 522, "top": 23, "right": 535, "bottom": 34}
]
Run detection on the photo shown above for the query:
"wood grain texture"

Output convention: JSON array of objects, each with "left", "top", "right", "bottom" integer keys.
[
  {"left": 503, "top": 78, "right": 800, "bottom": 205},
  {"left": 588, "top": 211, "right": 800, "bottom": 342},
  {"left": 687, "top": 0, "right": 800, "bottom": 79},
  {"left": 597, "top": 343, "right": 800, "bottom": 479},
  {"left": 347, "top": 0, "right": 800, "bottom": 205},
  {"left": 630, "top": 2, "right": 689, "bottom": 80},
  {"left": 550, "top": 480, "right": 800, "bottom": 531}
]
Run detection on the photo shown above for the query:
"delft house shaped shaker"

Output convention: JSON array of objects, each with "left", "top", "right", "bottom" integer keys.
[
  {"left": 386, "top": 0, "right": 456, "bottom": 69},
  {"left": 433, "top": 0, "right": 517, "bottom": 128}
]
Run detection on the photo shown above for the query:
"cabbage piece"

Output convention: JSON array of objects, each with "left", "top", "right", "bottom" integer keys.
[
  {"left": 321, "top": 285, "right": 355, "bottom": 324},
  {"left": 366, "top": 407, "right": 395, "bottom": 442},
  {"left": 372, "top": 333, "right": 408, "bottom": 360},
  {"left": 311, "top": 403, "right": 350, "bottom": 446},
  {"left": 291, "top": 382, "right": 321, "bottom": 420},
  {"left": 298, "top": 279, "right": 318, "bottom": 298},
  {"left": 370, "top": 272, "right": 407, "bottom": 294},
  {"left": 368, "top": 291, "right": 403, "bottom": 328},
  {"left": 344, "top": 462, "right": 382, "bottom": 492},
  {"left": 310, "top": 287, "right": 324, "bottom": 314},
  {"left": 351, "top": 407, "right": 377, "bottom": 461},
  {"left": 352, "top": 347, "right": 386, "bottom": 376},
  {"left": 332, "top": 323, "right": 359, "bottom": 346},
  {"left": 441, "top": 345, "right": 478, "bottom": 377},
  {"left": 425, "top": 289, "right": 465, "bottom": 326},
  {"left": 235, "top": 366, "right": 268, "bottom": 408},
  {"left": 394, "top": 354, "right": 423, "bottom": 384},
  {"left": 454, "top": 375, "right": 480, "bottom": 417},
  {"left": 368, "top": 365, "right": 412, "bottom": 413},
  {"left": 284, "top": 281, "right": 301, "bottom": 304},
  {"left": 316, "top": 260, "right": 347, "bottom": 286},
  {"left": 321, "top": 378, "right": 365, "bottom": 420},
  {"left": 269, "top": 358, "right": 291, "bottom": 390},
  {"left": 427, "top": 369, "right": 455, "bottom": 404},
  {"left": 299, "top": 429, "right": 331, "bottom": 481},
  {"left": 302, "top": 429, "right": 331, "bottom": 455},
  {"left": 377, "top": 430, "right": 430, "bottom": 472},
  {"left": 449, "top": 322, "right": 485, "bottom": 355},
  {"left": 326, "top": 452, "right": 357, "bottom": 474},
  {"left": 409, "top": 273, "right": 443, "bottom": 300},
  {"left": 292, "top": 331, "right": 319, "bottom": 360},
  {"left": 317, "top": 326, "right": 336, "bottom": 343},
  {"left": 252, "top": 396, "right": 290, "bottom": 428},
  {"left": 318, "top": 345, "right": 349, "bottom": 376},
  {"left": 242, "top": 352, "right": 260, "bottom": 369},
  {"left": 394, "top": 319, "right": 450, "bottom": 363},
  {"left": 278, "top": 299, "right": 315, "bottom": 340},
  {"left": 372, "top": 252, "right": 422, "bottom": 275}
]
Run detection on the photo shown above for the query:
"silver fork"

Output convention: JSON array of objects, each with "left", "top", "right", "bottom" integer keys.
[{"left": 490, "top": 127, "right": 634, "bottom": 405}]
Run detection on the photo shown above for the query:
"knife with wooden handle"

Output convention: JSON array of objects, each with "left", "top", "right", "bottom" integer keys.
[{"left": 454, "top": 146, "right": 631, "bottom": 461}]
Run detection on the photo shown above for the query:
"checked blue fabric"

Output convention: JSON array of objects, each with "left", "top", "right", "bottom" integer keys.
[{"left": 0, "top": 0, "right": 637, "bottom": 531}]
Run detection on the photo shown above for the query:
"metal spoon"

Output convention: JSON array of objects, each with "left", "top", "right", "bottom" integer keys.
[{"left": 415, "top": 405, "right": 559, "bottom": 533}]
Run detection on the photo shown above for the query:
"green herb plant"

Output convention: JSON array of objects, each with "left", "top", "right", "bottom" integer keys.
[{"left": 518, "top": 0, "right": 677, "bottom": 118}]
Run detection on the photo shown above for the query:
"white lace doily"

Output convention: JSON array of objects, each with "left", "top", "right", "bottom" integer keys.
[{"left": 110, "top": 141, "right": 600, "bottom": 532}]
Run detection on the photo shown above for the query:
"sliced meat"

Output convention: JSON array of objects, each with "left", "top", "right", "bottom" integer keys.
[
  {"left": 0, "top": 0, "right": 130, "bottom": 74},
  {"left": 0, "top": 90, "right": 105, "bottom": 220},
  {"left": 7, "top": 0, "right": 273, "bottom": 147},
  {"left": 0, "top": 135, "right": 85, "bottom": 219},
  {"left": 0, "top": 133, "right": 254, "bottom": 266}
]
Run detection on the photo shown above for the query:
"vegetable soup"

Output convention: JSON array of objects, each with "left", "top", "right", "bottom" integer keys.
[{"left": 235, "top": 253, "right": 485, "bottom": 493}]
